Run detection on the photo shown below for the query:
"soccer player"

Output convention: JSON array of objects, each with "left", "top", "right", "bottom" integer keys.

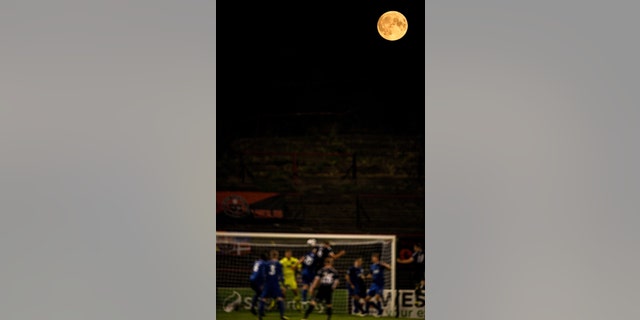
[
  {"left": 279, "top": 249, "right": 302, "bottom": 307},
  {"left": 345, "top": 257, "right": 366, "bottom": 316},
  {"left": 259, "top": 250, "right": 289, "bottom": 320},
  {"left": 299, "top": 245, "right": 318, "bottom": 307},
  {"left": 315, "top": 240, "right": 346, "bottom": 268},
  {"left": 397, "top": 242, "right": 426, "bottom": 303},
  {"left": 364, "top": 253, "right": 391, "bottom": 317},
  {"left": 302, "top": 257, "right": 340, "bottom": 320},
  {"left": 250, "top": 252, "right": 269, "bottom": 316}
]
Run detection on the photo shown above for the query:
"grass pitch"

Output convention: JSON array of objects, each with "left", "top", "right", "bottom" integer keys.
[{"left": 215, "top": 309, "right": 402, "bottom": 320}]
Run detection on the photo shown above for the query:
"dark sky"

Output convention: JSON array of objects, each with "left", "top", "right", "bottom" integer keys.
[{"left": 216, "top": 0, "right": 425, "bottom": 147}]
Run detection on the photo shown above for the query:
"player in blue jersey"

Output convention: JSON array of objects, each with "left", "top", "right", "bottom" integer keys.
[
  {"left": 397, "top": 242, "right": 426, "bottom": 305},
  {"left": 364, "top": 253, "right": 391, "bottom": 317},
  {"left": 259, "top": 250, "right": 289, "bottom": 320},
  {"left": 302, "top": 257, "right": 340, "bottom": 320},
  {"left": 345, "top": 257, "right": 366, "bottom": 316},
  {"left": 250, "top": 252, "right": 269, "bottom": 315},
  {"left": 299, "top": 244, "right": 319, "bottom": 307}
]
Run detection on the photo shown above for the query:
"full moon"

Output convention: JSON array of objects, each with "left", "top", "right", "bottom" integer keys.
[{"left": 377, "top": 11, "right": 408, "bottom": 41}]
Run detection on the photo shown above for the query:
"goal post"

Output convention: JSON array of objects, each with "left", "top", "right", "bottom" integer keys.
[{"left": 216, "top": 231, "right": 397, "bottom": 316}]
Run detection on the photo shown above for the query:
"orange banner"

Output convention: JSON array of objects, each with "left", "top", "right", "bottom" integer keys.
[{"left": 216, "top": 191, "right": 284, "bottom": 219}]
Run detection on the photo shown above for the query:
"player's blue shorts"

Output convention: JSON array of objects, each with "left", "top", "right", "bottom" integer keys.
[
  {"left": 261, "top": 284, "right": 284, "bottom": 299},
  {"left": 348, "top": 283, "right": 365, "bottom": 297},
  {"left": 301, "top": 270, "right": 315, "bottom": 285},
  {"left": 367, "top": 283, "right": 383, "bottom": 297},
  {"left": 250, "top": 280, "right": 262, "bottom": 294}
]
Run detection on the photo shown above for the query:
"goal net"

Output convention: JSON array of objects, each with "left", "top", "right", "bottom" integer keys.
[{"left": 216, "top": 231, "right": 397, "bottom": 316}]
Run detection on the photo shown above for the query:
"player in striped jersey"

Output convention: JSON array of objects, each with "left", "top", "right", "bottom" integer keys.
[{"left": 302, "top": 257, "right": 340, "bottom": 320}]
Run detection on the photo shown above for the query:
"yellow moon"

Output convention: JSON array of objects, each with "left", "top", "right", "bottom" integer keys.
[{"left": 377, "top": 11, "right": 408, "bottom": 41}]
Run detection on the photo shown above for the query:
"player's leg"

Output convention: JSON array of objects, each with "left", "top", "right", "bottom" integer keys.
[
  {"left": 413, "top": 271, "right": 425, "bottom": 302},
  {"left": 360, "top": 285, "right": 368, "bottom": 314},
  {"left": 261, "top": 286, "right": 278, "bottom": 319},
  {"left": 356, "top": 285, "right": 367, "bottom": 316},
  {"left": 348, "top": 293, "right": 354, "bottom": 314},
  {"left": 416, "top": 272, "right": 426, "bottom": 306},
  {"left": 268, "top": 298, "right": 276, "bottom": 311},
  {"left": 363, "top": 289, "right": 374, "bottom": 315},
  {"left": 269, "top": 287, "right": 283, "bottom": 311},
  {"left": 301, "top": 284, "right": 308, "bottom": 303},
  {"left": 414, "top": 280, "right": 422, "bottom": 306},
  {"left": 325, "top": 290, "right": 334, "bottom": 320},
  {"left": 252, "top": 282, "right": 265, "bottom": 315},
  {"left": 353, "top": 294, "right": 364, "bottom": 315},
  {"left": 285, "top": 278, "right": 301, "bottom": 310},
  {"left": 373, "top": 293, "right": 383, "bottom": 316},
  {"left": 276, "top": 287, "right": 288, "bottom": 320},
  {"left": 301, "top": 272, "right": 312, "bottom": 304},
  {"left": 258, "top": 296, "right": 267, "bottom": 320},
  {"left": 292, "top": 288, "right": 302, "bottom": 311},
  {"left": 351, "top": 286, "right": 363, "bottom": 315},
  {"left": 292, "top": 287, "right": 300, "bottom": 304},
  {"left": 348, "top": 289, "right": 357, "bottom": 315},
  {"left": 302, "top": 296, "right": 317, "bottom": 320},
  {"left": 293, "top": 290, "right": 302, "bottom": 311},
  {"left": 280, "top": 283, "right": 289, "bottom": 307},
  {"left": 250, "top": 287, "right": 259, "bottom": 315}
]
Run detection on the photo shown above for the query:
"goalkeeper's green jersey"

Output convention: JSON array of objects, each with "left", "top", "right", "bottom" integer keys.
[{"left": 279, "top": 256, "right": 299, "bottom": 279}]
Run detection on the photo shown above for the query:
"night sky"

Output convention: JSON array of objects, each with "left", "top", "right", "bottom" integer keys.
[{"left": 216, "top": 0, "right": 425, "bottom": 149}]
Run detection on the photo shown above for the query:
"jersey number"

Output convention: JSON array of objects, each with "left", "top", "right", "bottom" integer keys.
[
  {"left": 269, "top": 264, "right": 276, "bottom": 276},
  {"left": 321, "top": 273, "right": 334, "bottom": 285}
]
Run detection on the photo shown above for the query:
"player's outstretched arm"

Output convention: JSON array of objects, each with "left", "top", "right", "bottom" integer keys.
[
  {"left": 397, "top": 257, "right": 414, "bottom": 264},
  {"left": 332, "top": 250, "right": 346, "bottom": 259}
]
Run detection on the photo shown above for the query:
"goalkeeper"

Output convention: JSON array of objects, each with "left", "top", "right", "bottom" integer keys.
[{"left": 280, "top": 249, "right": 302, "bottom": 307}]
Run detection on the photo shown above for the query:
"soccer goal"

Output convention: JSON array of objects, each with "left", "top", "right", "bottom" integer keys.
[{"left": 216, "top": 231, "right": 397, "bottom": 316}]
